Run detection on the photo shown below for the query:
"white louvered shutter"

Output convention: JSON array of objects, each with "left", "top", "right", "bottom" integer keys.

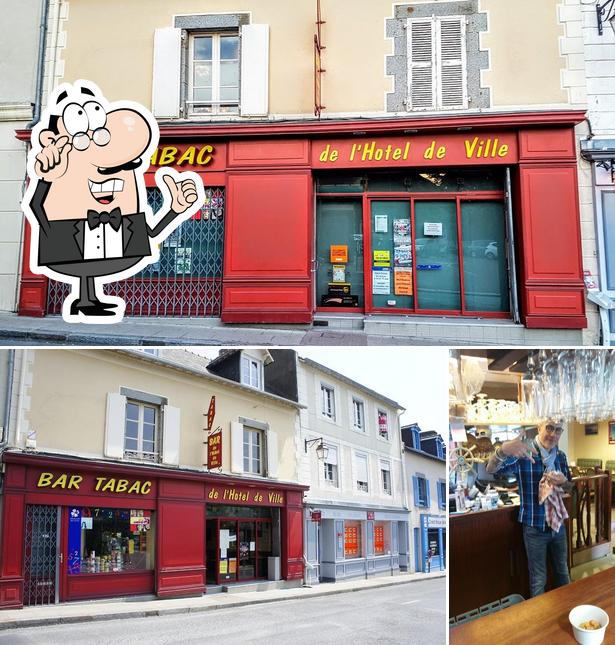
[
  {"left": 152, "top": 27, "right": 182, "bottom": 118},
  {"left": 105, "top": 393, "right": 126, "bottom": 459},
  {"left": 231, "top": 422, "right": 244, "bottom": 473},
  {"left": 266, "top": 430, "right": 278, "bottom": 479},
  {"left": 407, "top": 19, "right": 436, "bottom": 110},
  {"left": 240, "top": 24, "right": 269, "bottom": 116},
  {"left": 437, "top": 17, "right": 467, "bottom": 109},
  {"left": 161, "top": 404, "right": 180, "bottom": 466}
]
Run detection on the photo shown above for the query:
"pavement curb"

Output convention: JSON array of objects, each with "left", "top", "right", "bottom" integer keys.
[{"left": 0, "top": 573, "right": 445, "bottom": 631}]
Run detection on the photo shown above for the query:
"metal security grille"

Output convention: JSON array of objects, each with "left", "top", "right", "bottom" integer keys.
[
  {"left": 23, "top": 505, "right": 59, "bottom": 606},
  {"left": 46, "top": 187, "right": 225, "bottom": 316}
]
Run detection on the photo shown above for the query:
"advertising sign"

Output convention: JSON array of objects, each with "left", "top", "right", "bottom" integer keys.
[
  {"left": 68, "top": 507, "right": 81, "bottom": 574},
  {"left": 206, "top": 396, "right": 216, "bottom": 432},
  {"left": 208, "top": 430, "right": 223, "bottom": 469}
]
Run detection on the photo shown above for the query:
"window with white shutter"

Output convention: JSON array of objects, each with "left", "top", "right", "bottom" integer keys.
[{"left": 407, "top": 16, "right": 467, "bottom": 111}]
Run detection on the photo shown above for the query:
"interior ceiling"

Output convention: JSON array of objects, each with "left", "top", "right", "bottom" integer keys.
[{"left": 459, "top": 349, "right": 530, "bottom": 374}]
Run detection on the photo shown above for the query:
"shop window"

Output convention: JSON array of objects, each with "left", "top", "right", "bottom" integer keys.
[
  {"left": 188, "top": 33, "right": 239, "bottom": 116},
  {"left": 243, "top": 427, "right": 264, "bottom": 475},
  {"left": 241, "top": 354, "right": 263, "bottom": 390},
  {"left": 437, "top": 480, "right": 447, "bottom": 510},
  {"left": 344, "top": 520, "right": 362, "bottom": 558},
  {"left": 380, "top": 460, "right": 392, "bottom": 495},
  {"left": 355, "top": 453, "right": 369, "bottom": 493},
  {"left": 321, "top": 384, "right": 336, "bottom": 421},
  {"left": 374, "top": 522, "right": 390, "bottom": 556},
  {"left": 413, "top": 474, "right": 430, "bottom": 508},
  {"left": 124, "top": 401, "right": 159, "bottom": 462},
  {"left": 407, "top": 17, "right": 467, "bottom": 111},
  {"left": 352, "top": 398, "right": 365, "bottom": 431},
  {"left": 67, "top": 507, "right": 154, "bottom": 575},
  {"left": 323, "top": 445, "right": 339, "bottom": 487},
  {"left": 378, "top": 410, "right": 389, "bottom": 440}
]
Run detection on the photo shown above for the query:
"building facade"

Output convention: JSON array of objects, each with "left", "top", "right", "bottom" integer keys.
[
  {"left": 297, "top": 356, "right": 410, "bottom": 583},
  {"left": 403, "top": 425, "right": 447, "bottom": 573},
  {"left": 10, "top": 0, "right": 602, "bottom": 344},
  {"left": 0, "top": 1, "right": 45, "bottom": 312},
  {"left": 576, "top": 2, "right": 615, "bottom": 344},
  {"left": 0, "top": 349, "right": 307, "bottom": 609}
]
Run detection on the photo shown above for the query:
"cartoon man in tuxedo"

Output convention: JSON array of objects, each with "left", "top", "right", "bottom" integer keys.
[{"left": 23, "top": 81, "right": 204, "bottom": 321}]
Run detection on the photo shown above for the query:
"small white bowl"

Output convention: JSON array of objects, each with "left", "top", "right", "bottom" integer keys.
[{"left": 569, "top": 605, "right": 609, "bottom": 645}]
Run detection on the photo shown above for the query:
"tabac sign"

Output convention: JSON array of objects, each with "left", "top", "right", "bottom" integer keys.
[
  {"left": 35, "top": 471, "right": 153, "bottom": 495},
  {"left": 312, "top": 133, "right": 518, "bottom": 169}
]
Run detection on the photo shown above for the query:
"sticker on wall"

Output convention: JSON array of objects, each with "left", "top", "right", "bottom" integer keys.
[
  {"left": 372, "top": 267, "right": 391, "bottom": 295},
  {"left": 22, "top": 80, "right": 206, "bottom": 323}
]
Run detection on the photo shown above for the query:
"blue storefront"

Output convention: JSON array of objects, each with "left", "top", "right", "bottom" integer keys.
[{"left": 415, "top": 514, "right": 446, "bottom": 572}]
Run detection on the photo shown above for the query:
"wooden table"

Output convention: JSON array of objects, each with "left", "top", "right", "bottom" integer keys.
[{"left": 450, "top": 566, "right": 615, "bottom": 644}]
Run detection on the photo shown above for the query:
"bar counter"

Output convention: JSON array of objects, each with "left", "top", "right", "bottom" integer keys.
[
  {"left": 450, "top": 566, "right": 615, "bottom": 644},
  {"left": 450, "top": 505, "right": 530, "bottom": 618}
]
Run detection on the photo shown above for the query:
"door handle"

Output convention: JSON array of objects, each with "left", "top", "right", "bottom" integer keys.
[{"left": 59, "top": 552, "right": 63, "bottom": 564}]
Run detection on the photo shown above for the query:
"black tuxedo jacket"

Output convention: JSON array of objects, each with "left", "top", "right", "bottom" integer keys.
[{"left": 30, "top": 181, "right": 180, "bottom": 266}]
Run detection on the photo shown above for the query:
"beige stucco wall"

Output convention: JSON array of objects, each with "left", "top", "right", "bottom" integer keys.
[
  {"left": 24, "top": 349, "right": 299, "bottom": 482},
  {"left": 61, "top": 0, "right": 394, "bottom": 115},
  {"left": 480, "top": 0, "right": 568, "bottom": 107},
  {"left": 56, "top": 0, "right": 572, "bottom": 116}
]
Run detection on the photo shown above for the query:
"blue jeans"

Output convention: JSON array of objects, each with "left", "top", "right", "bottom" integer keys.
[{"left": 522, "top": 524, "right": 570, "bottom": 597}]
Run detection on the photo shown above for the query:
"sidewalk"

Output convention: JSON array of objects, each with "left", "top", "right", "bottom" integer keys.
[
  {"left": 0, "top": 313, "right": 449, "bottom": 346},
  {"left": 0, "top": 571, "right": 445, "bottom": 630}
]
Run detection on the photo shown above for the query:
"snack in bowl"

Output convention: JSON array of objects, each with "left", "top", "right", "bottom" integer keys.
[{"left": 569, "top": 605, "right": 609, "bottom": 645}]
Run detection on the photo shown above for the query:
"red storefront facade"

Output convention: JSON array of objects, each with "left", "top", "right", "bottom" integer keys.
[
  {"left": 0, "top": 452, "right": 307, "bottom": 609},
  {"left": 17, "top": 111, "right": 587, "bottom": 330}
]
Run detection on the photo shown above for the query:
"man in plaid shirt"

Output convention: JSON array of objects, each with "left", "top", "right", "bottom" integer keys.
[{"left": 486, "top": 420, "right": 573, "bottom": 597}]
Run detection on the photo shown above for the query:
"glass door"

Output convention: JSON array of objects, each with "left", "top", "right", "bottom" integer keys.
[
  {"left": 218, "top": 520, "right": 237, "bottom": 583},
  {"left": 369, "top": 201, "right": 413, "bottom": 311},
  {"left": 257, "top": 521, "right": 272, "bottom": 579},
  {"left": 460, "top": 200, "right": 509, "bottom": 313},
  {"left": 238, "top": 521, "right": 256, "bottom": 580},
  {"left": 316, "top": 198, "right": 364, "bottom": 309},
  {"left": 414, "top": 200, "right": 461, "bottom": 311},
  {"left": 205, "top": 519, "right": 218, "bottom": 584}
]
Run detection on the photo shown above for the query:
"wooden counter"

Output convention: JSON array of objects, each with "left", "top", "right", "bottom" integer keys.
[
  {"left": 450, "top": 505, "right": 530, "bottom": 618},
  {"left": 451, "top": 566, "right": 615, "bottom": 644}
]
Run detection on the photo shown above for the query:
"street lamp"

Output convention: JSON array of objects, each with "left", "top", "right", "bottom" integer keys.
[
  {"left": 304, "top": 437, "right": 329, "bottom": 461},
  {"left": 597, "top": 0, "right": 615, "bottom": 36}
]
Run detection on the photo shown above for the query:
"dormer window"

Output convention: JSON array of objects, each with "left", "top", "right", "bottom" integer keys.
[{"left": 241, "top": 354, "right": 263, "bottom": 390}]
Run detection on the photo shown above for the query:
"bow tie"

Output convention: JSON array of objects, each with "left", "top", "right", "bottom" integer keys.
[{"left": 87, "top": 208, "right": 122, "bottom": 231}]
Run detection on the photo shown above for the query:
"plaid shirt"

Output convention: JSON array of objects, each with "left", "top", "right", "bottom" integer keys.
[{"left": 497, "top": 440, "right": 571, "bottom": 529}]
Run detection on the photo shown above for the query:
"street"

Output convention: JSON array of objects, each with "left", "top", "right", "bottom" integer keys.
[{"left": 0, "top": 578, "right": 445, "bottom": 645}]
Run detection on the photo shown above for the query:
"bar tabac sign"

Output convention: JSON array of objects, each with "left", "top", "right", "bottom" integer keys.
[
  {"left": 36, "top": 471, "right": 153, "bottom": 495},
  {"left": 206, "top": 484, "right": 285, "bottom": 506},
  {"left": 312, "top": 133, "right": 518, "bottom": 168}
]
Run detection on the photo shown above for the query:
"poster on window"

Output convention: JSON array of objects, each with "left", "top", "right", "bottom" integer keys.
[
  {"left": 175, "top": 247, "right": 192, "bottom": 274},
  {"left": 332, "top": 265, "right": 346, "bottom": 283},
  {"left": 394, "top": 268, "right": 413, "bottom": 296},
  {"left": 130, "top": 510, "right": 151, "bottom": 532},
  {"left": 374, "top": 215, "right": 388, "bottom": 233},
  {"left": 393, "top": 218, "right": 410, "bottom": 241},
  {"left": 372, "top": 267, "right": 391, "bottom": 294},
  {"left": 394, "top": 245, "right": 412, "bottom": 267}
]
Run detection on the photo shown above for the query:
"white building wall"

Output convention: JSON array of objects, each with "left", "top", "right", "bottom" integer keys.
[
  {"left": 579, "top": 1, "right": 615, "bottom": 343},
  {"left": 297, "top": 360, "right": 406, "bottom": 512}
]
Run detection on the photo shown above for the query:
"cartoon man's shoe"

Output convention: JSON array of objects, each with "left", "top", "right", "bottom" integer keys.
[{"left": 70, "top": 302, "right": 118, "bottom": 317}]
